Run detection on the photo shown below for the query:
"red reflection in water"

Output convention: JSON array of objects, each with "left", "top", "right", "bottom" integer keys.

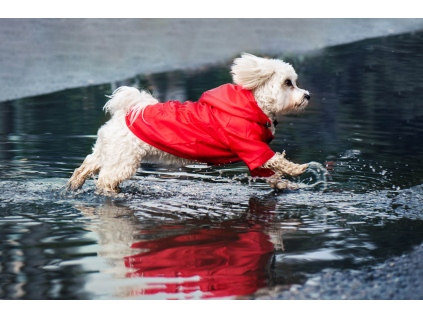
[{"left": 123, "top": 198, "right": 276, "bottom": 299}]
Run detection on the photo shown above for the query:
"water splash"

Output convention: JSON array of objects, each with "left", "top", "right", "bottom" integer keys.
[{"left": 293, "top": 161, "right": 329, "bottom": 191}]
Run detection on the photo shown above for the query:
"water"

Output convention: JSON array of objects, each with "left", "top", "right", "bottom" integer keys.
[{"left": 1, "top": 31, "right": 423, "bottom": 299}]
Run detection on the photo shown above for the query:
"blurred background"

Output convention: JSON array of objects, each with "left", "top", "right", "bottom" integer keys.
[{"left": 2, "top": 18, "right": 423, "bottom": 102}]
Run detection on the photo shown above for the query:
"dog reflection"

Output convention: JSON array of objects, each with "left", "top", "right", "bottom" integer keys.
[
  {"left": 124, "top": 223, "right": 273, "bottom": 298},
  {"left": 76, "top": 197, "right": 295, "bottom": 299}
]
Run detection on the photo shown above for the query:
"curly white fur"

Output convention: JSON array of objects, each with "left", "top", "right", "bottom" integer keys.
[
  {"left": 67, "top": 53, "right": 310, "bottom": 193},
  {"left": 261, "top": 151, "right": 309, "bottom": 177}
]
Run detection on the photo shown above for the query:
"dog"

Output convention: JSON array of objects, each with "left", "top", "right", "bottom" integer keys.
[{"left": 67, "top": 53, "right": 310, "bottom": 193}]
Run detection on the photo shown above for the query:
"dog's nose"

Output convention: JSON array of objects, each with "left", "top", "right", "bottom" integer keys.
[{"left": 304, "top": 93, "right": 310, "bottom": 100}]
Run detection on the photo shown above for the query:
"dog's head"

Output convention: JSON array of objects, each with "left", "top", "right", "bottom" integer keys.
[{"left": 231, "top": 53, "right": 310, "bottom": 117}]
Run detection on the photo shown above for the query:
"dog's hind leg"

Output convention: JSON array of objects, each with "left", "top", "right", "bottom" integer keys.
[
  {"left": 67, "top": 150, "right": 101, "bottom": 191},
  {"left": 96, "top": 162, "right": 138, "bottom": 193},
  {"left": 95, "top": 131, "right": 148, "bottom": 194},
  {"left": 96, "top": 148, "right": 144, "bottom": 193}
]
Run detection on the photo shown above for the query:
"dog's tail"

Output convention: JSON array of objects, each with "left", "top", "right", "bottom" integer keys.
[{"left": 104, "top": 86, "right": 158, "bottom": 124}]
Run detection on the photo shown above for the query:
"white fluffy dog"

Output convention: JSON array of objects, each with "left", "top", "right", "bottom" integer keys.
[{"left": 67, "top": 53, "right": 310, "bottom": 193}]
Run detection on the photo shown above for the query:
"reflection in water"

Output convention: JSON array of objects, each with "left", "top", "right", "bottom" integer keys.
[
  {"left": 0, "top": 101, "right": 13, "bottom": 161},
  {"left": 124, "top": 227, "right": 273, "bottom": 299},
  {"left": 1, "top": 31, "right": 423, "bottom": 299},
  {"left": 124, "top": 198, "right": 276, "bottom": 299},
  {"left": 0, "top": 202, "right": 93, "bottom": 299},
  {"left": 77, "top": 197, "right": 283, "bottom": 299},
  {"left": 147, "top": 72, "right": 187, "bottom": 103}
]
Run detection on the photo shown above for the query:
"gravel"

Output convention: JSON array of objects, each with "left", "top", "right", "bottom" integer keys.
[{"left": 259, "top": 243, "right": 423, "bottom": 300}]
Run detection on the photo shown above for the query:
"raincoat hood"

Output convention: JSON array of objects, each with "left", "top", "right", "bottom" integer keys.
[{"left": 199, "top": 84, "right": 271, "bottom": 127}]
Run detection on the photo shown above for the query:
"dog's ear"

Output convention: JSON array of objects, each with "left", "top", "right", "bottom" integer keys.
[{"left": 231, "top": 53, "right": 275, "bottom": 90}]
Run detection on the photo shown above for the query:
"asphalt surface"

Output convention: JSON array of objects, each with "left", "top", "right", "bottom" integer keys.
[
  {"left": 251, "top": 185, "right": 423, "bottom": 300},
  {"left": 258, "top": 242, "right": 423, "bottom": 300},
  {"left": 2, "top": 19, "right": 423, "bottom": 299},
  {"left": 2, "top": 19, "right": 423, "bottom": 102}
]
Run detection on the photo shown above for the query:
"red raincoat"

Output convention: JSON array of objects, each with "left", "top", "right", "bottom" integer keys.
[
  {"left": 124, "top": 229, "right": 274, "bottom": 299},
  {"left": 125, "top": 84, "right": 275, "bottom": 177},
  {"left": 123, "top": 197, "right": 277, "bottom": 299}
]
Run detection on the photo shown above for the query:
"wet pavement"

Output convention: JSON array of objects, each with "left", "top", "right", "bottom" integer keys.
[
  {"left": 257, "top": 231, "right": 423, "bottom": 300},
  {"left": 1, "top": 21, "right": 423, "bottom": 299}
]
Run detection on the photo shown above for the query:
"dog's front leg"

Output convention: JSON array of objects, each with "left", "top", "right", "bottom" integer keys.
[{"left": 261, "top": 151, "right": 308, "bottom": 177}]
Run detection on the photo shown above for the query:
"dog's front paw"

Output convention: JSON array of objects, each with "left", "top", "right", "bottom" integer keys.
[
  {"left": 283, "top": 162, "right": 309, "bottom": 177},
  {"left": 266, "top": 177, "right": 300, "bottom": 191},
  {"left": 290, "top": 163, "right": 309, "bottom": 177}
]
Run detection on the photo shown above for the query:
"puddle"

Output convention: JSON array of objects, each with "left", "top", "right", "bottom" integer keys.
[{"left": 1, "top": 31, "right": 423, "bottom": 299}]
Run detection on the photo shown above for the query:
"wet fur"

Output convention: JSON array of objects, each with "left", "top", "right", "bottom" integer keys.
[{"left": 68, "top": 53, "right": 310, "bottom": 193}]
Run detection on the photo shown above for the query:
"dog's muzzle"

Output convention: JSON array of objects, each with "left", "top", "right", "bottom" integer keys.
[{"left": 296, "top": 93, "right": 310, "bottom": 110}]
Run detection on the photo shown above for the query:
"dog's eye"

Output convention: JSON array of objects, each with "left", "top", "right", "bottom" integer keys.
[{"left": 285, "top": 79, "right": 292, "bottom": 87}]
